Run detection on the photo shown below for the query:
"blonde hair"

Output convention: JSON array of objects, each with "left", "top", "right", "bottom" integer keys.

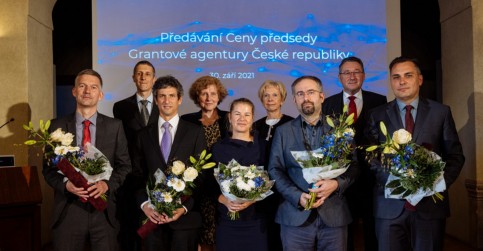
[{"left": 257, "top": 80, "right": 288, "bottom": 103}]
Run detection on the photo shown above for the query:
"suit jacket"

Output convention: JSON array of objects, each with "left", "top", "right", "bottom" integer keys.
[
  {"left": 132, "top": 118, "right": 207, "bottom": 230},
  {"left": 181, "top": 108, "right": 229, "bottom": 141},
  {"left": 113, "top": 94, "right": 159, "bottom": 155},
  {"left": 42, "top": 113, "right": 132, "bottom": 228},
  {"left": 366, "top": 98, "right": 465, "bottom": 220},
  {"left": 268, "top": 115, "right": 359, "bottom": 227}
]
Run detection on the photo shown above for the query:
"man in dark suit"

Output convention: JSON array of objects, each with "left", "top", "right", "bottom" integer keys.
[
  {"left": 323, "top": 56, "right": 387, "bottom": 251},
  {"left": 366, "top": 57, "right": 465, "bottom": 251},
  {"left": 268, "top": 75, "right": 359, "bottom": 251},
  {"left": 132, "top": 75, "right": 207, "bottom": 251},
  {"left": 43, "top": 69, "right": 131, "bottom": 250},
  {"left": 113, "top": 60, "right": 158, "bottom": 251}
]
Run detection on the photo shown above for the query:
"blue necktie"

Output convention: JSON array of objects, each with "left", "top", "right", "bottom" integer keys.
[{"left": 161, "top": 122, "right": 172, "bottom": 162}]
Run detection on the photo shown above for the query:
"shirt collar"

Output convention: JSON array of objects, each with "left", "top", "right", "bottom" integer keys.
[
  {"left": 396, "top": 97, "right": 419, "bottom": 112},
  {"left": 158, "top": 114, "right": 180, "bottom": 128},
  {"left": 136, "top": 93, "right": 153, "bottom": 103},
  {"left": 343, "top": 89, "right": 362, "bottom": 100},
  {"left": 76, "top": 111, "right": 98, "bottom": 125}
]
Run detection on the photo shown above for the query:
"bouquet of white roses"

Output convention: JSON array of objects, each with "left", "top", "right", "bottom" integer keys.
[
  {"left": 291, "top": 106, "right": 355, "bottom": 209},
  {"left": 24, "top": 120, "right": 112, "bottom": 210},
  {"left": 214, "top": 159, "right": 275, "bottom": 220},
  {"left": 366, "top": 122, "right": 446, "bottom": 205},
  {"left": 138, "top": 150, "right": 215, "bottom": 238}
]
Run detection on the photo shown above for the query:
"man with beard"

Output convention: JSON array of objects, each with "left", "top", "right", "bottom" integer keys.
[{"left": 268, "top": 76, "right": 359, "bottom": 251}]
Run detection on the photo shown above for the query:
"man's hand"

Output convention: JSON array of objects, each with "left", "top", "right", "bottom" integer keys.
[
  {"left": 299, "top": 192, "right": 324, "bottom": 209},
  {"left": 142, "top": 203, "right": 168, "bottom": 224},
  {"left": 310, "top": 179, "right": 339, "bottom": 202},
  {"left": 163, "top": 208, "right": 186, "bottom": 223},
  {"left": 65, "top": 180, "right": 88, "bottom": 199},
  {"left": 87, "top": 180, "right": 109, "bottom": 199}
]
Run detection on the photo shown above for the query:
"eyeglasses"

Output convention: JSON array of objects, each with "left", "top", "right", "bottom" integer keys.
[
  {"left": 294, "top": 89, "right": 321, "bottom": 98},
  {"left": 339, "top": 71, "right": 364, "bottom": 77}
]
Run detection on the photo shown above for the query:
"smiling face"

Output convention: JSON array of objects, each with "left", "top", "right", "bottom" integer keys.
[
  {"left": 261, "top": 85, "right": 284, "bottom": 113},
  {"left": 198, "top": 84, "right": 219, "bottom": 112},
  {"left": 229, "top": 102, "right": 254, "bottom": 135},
  {"left": 72, "top": 74, "right": 104, "bottom": 109},
  {"left": 390, "top": 61, "right": 423, "bottom": 104},
  {"left": 155, "top": 86, "right": 182, "bottom": 121},
  {"left": 339, "top": 61, "right": 365, "bottom": 95}
]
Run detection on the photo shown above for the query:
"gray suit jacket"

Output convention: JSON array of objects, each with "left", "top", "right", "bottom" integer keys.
[
  {"left": 366, "top": 98, "right": 465, "bottom": 220},
  {"left": 268, "top": 115, "right": 359, "bottom": 227},
  {"left": 42, "top": 112, "right": 132, "bottom": 227}
]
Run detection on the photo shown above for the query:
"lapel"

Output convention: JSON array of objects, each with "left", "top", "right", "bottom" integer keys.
[
  {"left": 412, "top": 98, "right": 430, "bottom": 142},
  {"left": 170, "top": 119, "right": 187, "bottom": 161},
  {"left": 147, "top": 123, "right": 163, "bottom": 163},
  {"left": 128, "top": 95, "right": 146, "bottom": 128},
  {"left": 334, "top": 92, "right": 344, "bottom": 113},
  {"left": 148, "top": 104, "right": 159, "bottom": 125},
  {"left": 385, "top": 100, "right": 403, "bottom": 133},
  {"left": 65, "top": 113, "right": 77, "bottom": 139}
]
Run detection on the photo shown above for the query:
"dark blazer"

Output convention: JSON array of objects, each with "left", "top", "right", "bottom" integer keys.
[
  {"left": 366, "top": 98, "right": 465, "bottom": 220},
  {"left": 322, "top": 90, "right": 387, "bottom": 146},
  {"left": 132, "top": 118, "right": 207, "bottom": 230},
  {"left": 113, "top": 94, "right": 159, "bottom": 154},
  {"left": 268, "top": 115, "right": 359, "bottom": 227},
  {"left": 181, "top": 108, "right": 229, "bottom": 140},
  {"left": 42, "top": 113, "right": 132, "bottom": 227}
]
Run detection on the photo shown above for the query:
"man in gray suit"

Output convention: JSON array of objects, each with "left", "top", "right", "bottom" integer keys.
[
  {"left": 366, "top": 57, "right": 465, "bottom": 251},
  {"left": 268, "top": 75, "right": 359, "bottom": 251},
  {"left": 43, "top": 69, "right": 131, "bottom": 250}
]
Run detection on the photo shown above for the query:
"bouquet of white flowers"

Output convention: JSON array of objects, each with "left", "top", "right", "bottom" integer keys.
[{"left": 214, "top": 159, "right": 275, "bottom": 220}]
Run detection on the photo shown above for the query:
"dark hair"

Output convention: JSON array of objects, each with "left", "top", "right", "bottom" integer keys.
[
  {"left": 228, "top": 98, "right": 255, "bottom": 137},
  {"left": 188, "top": 76, "right": 228, "bottom": 106},
  {"left": 133, "top": 60, "right": 155, "bottom": 75},
  {"left": 338, "top": 56, "right": 365, "bottom": 73},
  {"left": 75, "top": 69, "right": 103, "bottom": 87},
  {"left": 389, "top": 57, "right": 422, "bottom": 74},
  {"left": 291, "top": 75, "right": 323, "bottom": 94},
  {"left": 153, "top": 75, "right": 183, "bottom": 98}
]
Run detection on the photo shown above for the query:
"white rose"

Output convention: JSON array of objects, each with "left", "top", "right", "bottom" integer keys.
[
  {"left": 171, "top": 160, "right": 186, "bottom": 175},
  {"left": 50, "top": 128, "right": 64, "bottom": 142},
  {"left": 162, "top": 192, "right": 173, "bottom": 203},
  {"left": 247, "top": 179, "right": 256, "bottom": 188},
  {"left": 60, "top": 132, "right": 75, "bottom": 146},
  {"left": 392, "top": 129, "right": 412, "bottom": 145},
  {"left": 183, "top": 167, "right": 198, "bottom": 182},
  {"left": 54, "top": 146, "right": 69, "bottom": 155},
  {"left": 245, "top": 171, "right": 256, "bottom": 179},
  {"left": 66, "top": 146, "right": 80, "bottom": 153}
]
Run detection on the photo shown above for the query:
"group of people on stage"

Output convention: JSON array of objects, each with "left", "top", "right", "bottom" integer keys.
[{"left": 42, "top": 55, "right": 464, "bottom": 251}]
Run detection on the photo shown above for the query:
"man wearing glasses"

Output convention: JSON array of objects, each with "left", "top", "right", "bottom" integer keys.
[
  {"left": 269, "top": 75, "right": 359, "bottom": 250},
  {"left": 323, "top": 56, "right": 387, "bottom": 251}
]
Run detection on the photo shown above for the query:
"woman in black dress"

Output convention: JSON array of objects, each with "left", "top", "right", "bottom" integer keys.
[
  {"left": 253, "top": 80, "right": 293, "bottom": 251},
  {"left": 211, "top": 98, "right": 268, "bottom": 251},
  {"left": 181, "top": 76, "right": 228, "bottom": 251}
]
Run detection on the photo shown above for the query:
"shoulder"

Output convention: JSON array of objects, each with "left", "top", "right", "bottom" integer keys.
[
  {"left": 420, "top": 98, "right": 450, "bottom": 113},
  {"left": 180, "top": 111, "right": 201, "bottom": 123},
  {"left": 113, "top": 95, "right": 135, "bottom": 107},
  {"left": 179, "top": 118, "right": 203, "bottom": 131},
  {"left": 254, "top": 116, "right": 267, "bottom": 127},
  {"left": 362, "top": 90, "right": 387, "bottom": 101},
  {"left": 98, "top": 113, "right": 123, "bottom": 126},
  {"left": 324, "top": 92, "right": 343, "bottom": 104}
]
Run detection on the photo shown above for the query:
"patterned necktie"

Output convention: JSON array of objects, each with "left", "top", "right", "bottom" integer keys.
[
  {"left": 161, "top": 122, "right": 172, "bottom": 162},
  {"left": 348, "top": 96, "right": 357, "bottom": 121},
  {"left": 82, "top": 120, "right": 91, "bottom": 146},
  {"left": 140, "top": 100, "right": 149, "bottom": 126},
  {"left": 405, "top": 105, "right": 414, "bottom": 134}
]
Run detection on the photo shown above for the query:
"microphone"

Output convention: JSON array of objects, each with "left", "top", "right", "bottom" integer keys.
[{"left": 0, "top": 118, "right": 14, "bottom": 129}]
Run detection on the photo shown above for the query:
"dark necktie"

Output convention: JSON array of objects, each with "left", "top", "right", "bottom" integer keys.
[
  {"left": 82, "top": 120, "right": 91, "bottom": 146},
  {"left": 403, "top": 105, "right": 417, "bottom": 211},
  {"left": 140, "top": 100, "right": 149, "bottom": 126},
  {"left": 348, "top": 96, "right": 357, "bottom": 121},
  {"left": 405, "top": 105, "right": 414, "bottom": 134},
  {"left": 161, "top": 122, "right": 172, "bottom": 162}
]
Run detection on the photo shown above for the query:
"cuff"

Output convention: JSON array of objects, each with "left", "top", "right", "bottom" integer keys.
[{"left": 182, "top": 205, "right": 188, "bottom": 215}]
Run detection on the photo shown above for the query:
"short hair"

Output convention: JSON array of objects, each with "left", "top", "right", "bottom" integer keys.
[
  {"left": 75, "top": 69, "right": 103, "bottom": 87},
  {"left": 257, "top": 80, "right": 288, "bottom": 102},
  {"left": 338, "top": 56, "right": 365, "bottom": 73},
  {"left": 153, "top": 75, "right": 183, "bottom": 98},
  {"left": 188, "top": 76, "right": 228, "bottom": 106},
  {"left": 133, "top": 60, "right": 155, "bottom": 75},
  {"left": 291, "top": 76, "right": 323, "bottom": 94},
  {"left": 389, "top": 57, "right": 422, "bottom": 74}
]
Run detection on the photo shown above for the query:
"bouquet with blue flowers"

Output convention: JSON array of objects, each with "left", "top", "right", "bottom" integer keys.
[
  {"left": 138, "top": 150, "right": 215, "bottom": 238},
  {"left": 366, "top": 122, "right": 446, "bottom": 205},
  {"left": 291, "top": 106, "right": 355, "bottom": 209},
  {"left": 214, "top": 159, "right": 275, "bottom": 220}
]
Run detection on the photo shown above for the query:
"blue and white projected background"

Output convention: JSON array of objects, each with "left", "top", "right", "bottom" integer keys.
[{"left": 93, "top": 0, "right": 391, "bottom": 118}]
